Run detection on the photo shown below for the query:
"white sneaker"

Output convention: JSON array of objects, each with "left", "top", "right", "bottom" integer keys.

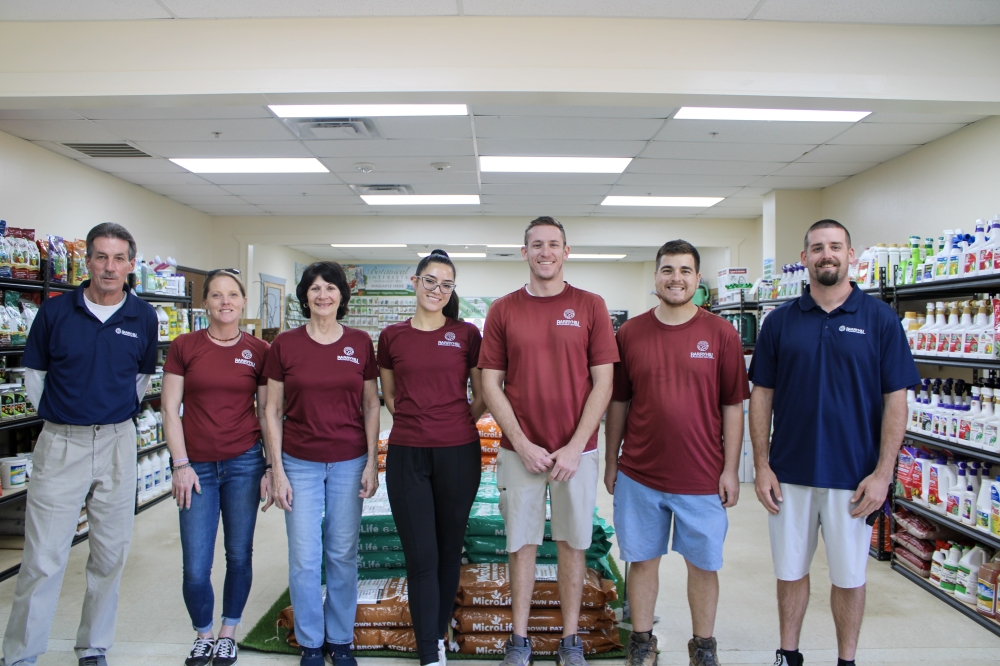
[{"left": 438, "top": 639, "right": 448, "bottom": 666}]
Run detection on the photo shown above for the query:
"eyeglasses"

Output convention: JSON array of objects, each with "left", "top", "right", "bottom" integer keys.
[
  {"left": 208, "top": 268, "right": 241, "bottom": 276},
  {"left": 417, "top": 275, "right": 456, "bottom": 294}
]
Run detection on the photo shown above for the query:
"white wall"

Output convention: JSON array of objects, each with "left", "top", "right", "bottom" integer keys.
[
  {"left": 0, "top": 129, "right": 212, "bottom": 269},
  {"left": 246, "top": 244, "right": 315, "bottom": 323},
  {"left": 822, "top": 115, "right": 1000, "bottom": 251}
]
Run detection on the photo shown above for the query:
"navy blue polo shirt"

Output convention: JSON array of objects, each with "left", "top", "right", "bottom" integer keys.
[
  {"left": 748, "top": 283, "right": 919, "bottom": 490},
  {"left": 23, "top": 281, "right": 158, "bottom": 426}
]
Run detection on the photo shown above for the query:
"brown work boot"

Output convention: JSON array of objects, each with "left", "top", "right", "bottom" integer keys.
[
  {"left": 624, "top": 632, "right": 658, "bottom": 666},
  {"left": 688, "top": 636, "right": 720, "bottom": 666}
]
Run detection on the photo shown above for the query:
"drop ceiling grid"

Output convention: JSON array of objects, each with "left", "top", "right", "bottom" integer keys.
[{"left": 0, "top": 101, "right": 987, "bottom": 217}]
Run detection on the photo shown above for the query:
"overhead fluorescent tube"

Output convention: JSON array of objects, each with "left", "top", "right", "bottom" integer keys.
[
  {"left": 480, "top": 156, "right": 632, "bottom": 173},
  {"left": 270, "top": 104, "right": 468, "bottom": 117},
  {"left": 170, "top": 158, "right": 328, "bottom": 173},
  {"left": 361, "top": 195, "right": 480, "bottom": 206},
  {"left": 569, "top": 254, "right": 627, "bottom": 259},
  {"left": 417, "top": 252, "right": 486, "bottom": 258},
  {"left": 602, "top": 196, "right": 723, "bottom": 207},
  {"left": 330, "top": 244, "right": 408, "bottom": 248},
  {"left": 674, "top": 107, "right": 870, "bottom": 122}
]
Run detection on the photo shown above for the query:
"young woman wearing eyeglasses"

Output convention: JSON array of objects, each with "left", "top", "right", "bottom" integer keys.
[
  {"left": 377, "top": 249, "right": 486, "bottom": 666},
  {"left": 161, "top": 269, "right": 271, "bottom": 666}
]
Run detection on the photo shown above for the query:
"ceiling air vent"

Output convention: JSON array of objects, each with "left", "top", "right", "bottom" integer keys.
[
  {"left": 283, "top": 117, "right": 381, "bottom": 140},
  {"left": 351, "top": 184, "right": 415, "bottom": 196},
  {"left": 61, "top": 143, "right": 152, "bottom": 158}
]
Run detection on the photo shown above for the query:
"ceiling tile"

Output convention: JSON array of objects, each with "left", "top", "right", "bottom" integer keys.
[
  {"left": 0, "top": 109, "right": 83, "bottom": 120},
  {"left": 482, "top": 184, "right": 612, "bottom": 196},
  {"left": 258, "top": 205, "right": 372, "bottom": 215},
  {"left": 408, "top": 184, "right": 482, "bottom": 195},
  {"left": 219, "top": 184, "right": 356, "bottom": 197},
  {"left": 93, "top": 118, "right": 294, "bottom": 142},
  {"left": 796, "top": 144, "right": 917, "bottom": 163},
  {"left": 161, "top": 0, "right": 459, "bottom": 18},
  {"left": 608, "top": 185, "right": 743, "bottom": 197},
  {"left": 0, "top": 0, "right": 169, "bottom": 20},
  {"left": 591, "top": 206, "right": 711, "bottom": 217},
  {"left": 862, "top": 113, "right": 988, "bottom": 124},
  {"left": 728, "top": 187, "right": 774, "bottom": 197},
  {"left": 189, "top": 204, "right": 269, "bottom": 216},
  {"left": 476, "top": 139, "right": 646, "bottom": 157},
  {"left": 775, "top": 162, "right": 877, "bottom": 177},
  {"left": 336, "top": 170, "right": 479, "bottom": 185},
  {"left": 481, "top": 205, "right": 596, "bottom": 215},
  {"left": 134, "top": 140, "right": 312, "bottom": 158},
  {"left": 714, "top": 197, "right": 764, "bottom": 209},
  {"left": 143, "top": 184, "right": 233, "bottom": 197},
  {"left": 656, "top": 120, "right": 852, "bottom": 145},
  {"left": 474, "top": 116, "right": 664, "bottom": 141},
  {"left": 237, "top": 195, "right": 363, "bottom": 206},
  {"left": 462, "top": 0, "right": 759, "bottom": 19},
  {"left": 375, "top": 116, "right": 473, "bottom": 140},
  {"left": 641, "top": 141, "right": 815, "bottom": 162},
  {"left": 0, "top": 119, "right": 123, "bottom": 142},
  {"left": 828, "top": 122, "right": 969, "bottom": 145},
  {"left": 194, "top": 173, "right": 345, "bottom": 185},
  {"left": 697, "top": 209, "right": 761, "bottom": 218},
  {"left": 317, "top": 156, "right": 477, "bottom": 173},
  {"left": 616, "top": 173, "right": 760, "bottom": 187},
  {"left": 626, "top": 158, "right": 784, "bottom": 176},
  {"left": 304, "top": 139, "right": 474, "bottom": 158},
  {"left": 110, "top": 171, "right": 212, "bottom": 186},
  {"left": 168, "top": 195, "right": 252, "bottom": 206},
  {"left": 482, "top": 195, "right": 605, "bottom": 206},
  {"left": 750, "top": 175, "right": 848, "bottom": 189},
  {"left": 79, "top": 157, "right": 188, "bottom": 173},
  {"left": 74, "top": 106, "right": 272, "bottom": 120},
  {"left": 470, "top": 105, "right": 677, "bottom": 119},
  {"left": 481, "top": 173, "right": 621, "bottom": 185},
  {"left": 752, "top": 0, "right": 1000, "bottom": 26}
]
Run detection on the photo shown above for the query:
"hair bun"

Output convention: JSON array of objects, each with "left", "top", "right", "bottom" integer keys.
[{"left": 430, "top": 249, "right": 449, "bottom": 258}]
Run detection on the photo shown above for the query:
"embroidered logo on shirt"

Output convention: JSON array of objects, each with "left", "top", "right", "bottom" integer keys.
[
  {"left": 690, "top": 340, "right": 714, "bottom": 359},
  {"left": 235, "top": 349, "right": 256, "bottom": 368},
  {"left": 556, "top": 308, "right": 581, "bottom": 327},
  {"left": 839, "top": 325, "right": 866, "bottom": 335},
  {"left": 439, "top": 330, "right": 462, "bottom": 348},
  {"left": 338, "top": 346, "right": 360, "bottom": 364},
  {"left": 114, "top": 327, "right": 138, "bottom": 339}
]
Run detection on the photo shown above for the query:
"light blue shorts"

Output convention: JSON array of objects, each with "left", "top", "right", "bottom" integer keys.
[{"left": 612, "top": 471, "right": 728, "bottom": 571}]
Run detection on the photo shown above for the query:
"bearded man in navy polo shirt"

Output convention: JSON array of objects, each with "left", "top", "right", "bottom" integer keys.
[
  {"left": 2, "top": 223, "right": 158, "bottom": 666},
  {"left": 749, "top": 220, "right": 919, "bottom": 666}
]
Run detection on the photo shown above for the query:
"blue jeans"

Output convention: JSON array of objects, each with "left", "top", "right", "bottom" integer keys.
[
  {"left": 283, "top": 452, "right": 366, "bottom": 649},
  {"left": 178, "top": 442, "right": 265, "bottom": 633}
]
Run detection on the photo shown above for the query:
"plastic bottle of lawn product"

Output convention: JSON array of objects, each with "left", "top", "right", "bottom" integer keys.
[
  {"left": 983, "top": 400, "right": 1000, "bottom": 454},
  {"left": 915, "top": 303, "right": 936, "bottom": 353},
  {"left": 888, "top": 244, "right": 901, "bottom": 286},
  {"left": 976, "top": 467, "right": 994, "bottom": 531},
  {"left": 946, "top": 465, "right": 968, "bottom": 519},
  {"left": 964, "top": 302, "right": 988, "bottom": 358},
  {"left": 969, "top": 462, "right": 983, "bottom": 498},
  {"left": 925, "top": 302, "right": 948, "bottom": 356},
  {"left": 140, "top": 455, "right": 153, "bottom": 503},
  {"left": 991, "top": 476, "right": 1000, "bottom": 537},
  {"left": 856, "top": 248, "right": 873, "bottom": 288},
  {"left": 976, "top": 560, "right": 1000, "bottom": 617},
  {"left": 961, "top": 385, "right": 983, "bottom": 442},
  {"left": 929, "top": 455, "right": 957, "bottom": 512},
  {"left": 932, "top": 381, "right": 952, "bottom": 437},
  {"left": 981, "top": 217, "right": 1000, "bottom": 274},
  {"left": 942, "top": 543, "right": 964, "bottom": 593},
  {"left": 150, "top": 452, "right": 161, "bottom": 494},
  {"left": 964, "top": 220, "right": 987, "bottom": 276},
  {"left": 956, "top": 545, "right": 988, "bottom": 602},
  {"left": 906, "top": 386, "right": 918, "bottom": 431},
  {"left": 970, "top": 387, "right": 995, "bottom": 448},
  {"left": 935, "top": 303, "right": 961, "bottom": 356},
  {"left": 873, "top": 244, "right": 889, "bottom": 286},
  {"left": 961, "top": 483, "right": 978, "bottom": 526},
  {"left": 947, "top": 230, "right": 965, "bottom": 278},
  {"left": 900, "top": 245, "right": 913, "bottom": 285},
  {"left": 159, "top": 449, "right": 172, "bottom": 487},
  {"left": 978, "top": 304, "right": 996, "bottom": 360},
  {"left": 949, "top": 303, "right": 975, "bottom": 357},
  {"left": 155, "top": 305, "right": 169, "bottom": 342},
  {"left": 935, "top": 232, "right": 954, "bottom": 280}
]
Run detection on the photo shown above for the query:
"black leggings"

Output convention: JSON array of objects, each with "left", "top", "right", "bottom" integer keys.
[{"left": 386, "top": 441, "right": 481, "bottom": 664}]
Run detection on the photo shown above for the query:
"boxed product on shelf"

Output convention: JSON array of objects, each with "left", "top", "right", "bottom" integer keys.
[{"left": 716, "top": 267, "right": 752, "bottom": 305}]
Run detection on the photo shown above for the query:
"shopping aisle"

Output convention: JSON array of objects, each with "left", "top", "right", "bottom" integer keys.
[{"left": 0, "top": 415, "right": 998, "bottom": 665}]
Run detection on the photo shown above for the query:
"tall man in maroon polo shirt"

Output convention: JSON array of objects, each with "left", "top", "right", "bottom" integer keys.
[
  {"left": 606, "top": 240, "right": 749, "bottom": 666},
  {"left": 479, "top": 217, "right": 619, "bottom": 666}
]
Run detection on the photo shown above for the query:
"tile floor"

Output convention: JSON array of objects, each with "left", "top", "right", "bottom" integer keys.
[{"left": 1, "top": 413, "right": 998, "bottom": 665}]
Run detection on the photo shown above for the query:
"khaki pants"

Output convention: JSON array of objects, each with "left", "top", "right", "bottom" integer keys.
[{"left": 2, "top": 420, "right": 137, "bottom": 666}]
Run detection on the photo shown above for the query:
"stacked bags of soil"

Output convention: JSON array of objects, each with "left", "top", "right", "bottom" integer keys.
[
  {"left": 450, "top": 563, "right": 621, "bottom": 655},
  {"left": 357, "top": 473, "right": 407, "bottom": 580},
  {"left": 478, "top": 414, "right": 501, "bottom": 472}
]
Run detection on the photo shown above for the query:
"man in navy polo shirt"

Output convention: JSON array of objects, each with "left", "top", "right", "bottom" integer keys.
[
  {"left": 2, "top": 223, "right": 158, "bottom": 666},
  {"left": 748, "top": 220, "right": 918, "bottom": 666}
]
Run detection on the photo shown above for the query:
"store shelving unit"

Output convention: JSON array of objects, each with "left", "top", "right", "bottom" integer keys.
[
  {"left": 0, "top": 271, "right": 191, "bottom": 584},
  {"left": 709, "top": 289, "right": 757, "bottom": 349},
  {"left": 894, "top": 273, "right": 1000, "bottom": 636}
]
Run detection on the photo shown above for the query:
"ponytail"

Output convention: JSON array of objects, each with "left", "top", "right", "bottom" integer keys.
[{"left": 443, "top": 291, "right": 460, "bottom": 319}]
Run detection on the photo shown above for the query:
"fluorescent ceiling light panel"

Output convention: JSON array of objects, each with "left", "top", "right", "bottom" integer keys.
[
  {"left": 480, "top": 156, "right": 632, "bottom": 173},
  {"left": 602, "top": 196, "right": 723, "bottom": 207},
  {"left": 674, "top": 107, "right": 870, "bottom": 122},
  {"left": 569, "top": 254, "right": 627, "bottom": 259},
  {"left": 330, "top": 244, "right": 408, "bottom": 248},
  {"left": 417, "top": 252, "right": 486, "bottom": 258},
  {"left": 170, "top": 158, "right": 328, "bottom": 173},
  {"left": 361, "top": 195, "right": 480, "bottom": 206},
  {"left": 270, "top": 104, "right": 468, "bottom": 117}
]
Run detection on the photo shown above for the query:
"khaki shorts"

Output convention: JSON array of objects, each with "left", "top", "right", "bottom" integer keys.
[{"left": 496, "top": 447, "right": 599, "bottom": 553}]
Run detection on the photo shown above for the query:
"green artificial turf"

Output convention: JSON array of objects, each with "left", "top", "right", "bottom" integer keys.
[{"left": 239, "top": 555, "right": 629, "bottom": 660}]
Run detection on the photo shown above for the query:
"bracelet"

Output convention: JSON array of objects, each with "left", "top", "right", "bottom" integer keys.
[
  {"left": 264, "top": 469, "right": 273, "bottom": 474},
  {"left": 172, "top": 462, "right": 191, "bottom": 471},
  {"left": 264, "top": 463, "right": 273, "bottom": 470},
  {"left": 173, "top": 458, "right": 189, "bottom": 466}
]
